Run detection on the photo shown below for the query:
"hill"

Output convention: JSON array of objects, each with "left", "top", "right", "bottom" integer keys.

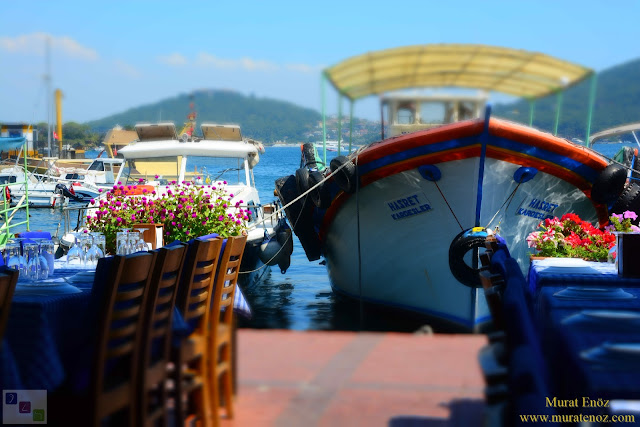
[
  {"left": 86, "top": 89, "right": 325, "bottom": 143},
  {"left": 493, "top": 58, "right": 640, "bottom": 139}
]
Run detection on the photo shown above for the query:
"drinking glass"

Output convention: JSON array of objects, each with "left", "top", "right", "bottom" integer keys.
[
  {"left": 12, "top": 238, "right": 28, "bottom": 277},
  {"left": 91, "top": 232, "right": 105, "bottom": 258},
  {"left": 38, "top": 240, "right": 55, "bottom": 278},
  {"left": 116, "top": 231, "right": 129, "bottom": 255},
  {"left": 84, "top": 234, "right": 101, "bottom": 267},
  {"left": 24, "top": 242, "right": 41, "bottom": 282},
  {"left": 5, "top": 242, "right": 22, "bottom": 272},
  {"left": 133, "top": 227, "right": 149, "bottom": 251},
  {"left": 67, "top": 233, "right": 84, "bottom": 266},
  {"left": 127, "top": 231, "right": 141, "bottom": 253}
]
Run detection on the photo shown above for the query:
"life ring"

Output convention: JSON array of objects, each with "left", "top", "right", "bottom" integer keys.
[
  {"left": 448, "top": 227, "right": 488, "bottom": 288},
  {"left": 611, "top": 182, "right": 640, "bottom": 215},
  {"left": 330, "top": 156, "right": 356, "bottom": 194},
  {"left": 591, "top": 164, "right": 627, "bottom": 205},
  {"left": 308, "top": 171, "right": 331, "bottom": 209}
]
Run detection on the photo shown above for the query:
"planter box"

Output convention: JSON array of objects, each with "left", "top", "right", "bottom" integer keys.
[{"left": 616, "top": 232, "right": 640, "bottom": 277}]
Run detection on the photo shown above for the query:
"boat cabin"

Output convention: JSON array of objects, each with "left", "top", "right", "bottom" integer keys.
[
  {"left": 382, "top": 93, "right": 488, "bottom": 137},
  {"left": 115, "top": 122, "right": 258, "bottom": 188}
]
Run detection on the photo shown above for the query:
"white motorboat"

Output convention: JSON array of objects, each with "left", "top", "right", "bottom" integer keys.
[
  {"left": 0, "top": 165, "right": 67, "bottom": 208},
  {"left": 88, "top": 122, "right": 291, "bottom": 288}
]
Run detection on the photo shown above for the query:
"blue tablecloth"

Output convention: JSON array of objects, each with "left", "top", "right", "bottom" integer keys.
[
  {"left": 2, "top": 258, "right": 252, "bottom": 392},
  {"left": 529, "top": 261, "right": 640, "bottom": 403}
]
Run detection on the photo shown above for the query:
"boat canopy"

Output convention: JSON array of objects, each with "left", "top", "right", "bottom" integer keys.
[
  {"left": 323, "top": 44, "right": 592, "bottom": 100},
  {"left": 120, "top": 140, "right": 258, "bottom": 160},
  {"left": 0, "top": 136, "right": 26, "bottom": 151}
]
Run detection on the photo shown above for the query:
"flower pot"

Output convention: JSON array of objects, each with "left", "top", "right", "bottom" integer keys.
[{"left": 616, "top": 232, "right": 640, "bottom": 277}]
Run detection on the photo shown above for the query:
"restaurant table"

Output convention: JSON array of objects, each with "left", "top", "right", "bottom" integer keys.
[
  {"left": 528, "top": 259, "right": 640, "bottom": 404},
  {"left": 1, "top": 257, "right": 252, "bottom": 392}
]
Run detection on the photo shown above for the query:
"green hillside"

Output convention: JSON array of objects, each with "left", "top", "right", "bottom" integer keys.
[
  {"left": 86, "top": 89, "right": 323, "bottom": 143},
  {"left": 493, "top": 58, "right": 640, "bottom": 140}
]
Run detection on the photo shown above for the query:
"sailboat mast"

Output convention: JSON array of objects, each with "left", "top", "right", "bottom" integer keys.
[{"left": 46, "top": 37, "right": 52, "bottom": 156}]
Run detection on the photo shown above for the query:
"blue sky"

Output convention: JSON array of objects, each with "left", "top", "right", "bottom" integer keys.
[{"left": 1, "top": 0, "right": 639, "bottom": 124}]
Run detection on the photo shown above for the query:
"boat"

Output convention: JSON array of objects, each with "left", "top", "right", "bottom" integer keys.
[
  {"left": 275, "top": 44, "right": 623, "bottom": 332},
  {"left": 88, "top": 121, "right": 291, "bottom": 288},
  {"left": 38, "top": 156, "right": 124, "bottom": 199}
]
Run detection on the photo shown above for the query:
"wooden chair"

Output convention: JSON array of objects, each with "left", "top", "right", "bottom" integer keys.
[
  {"left": 138, "top": 243, "right": 188, "bottom": 427},
  {"left": 208, "top": 235, "right": 247, "bottom": 425},
  {"left": 51, "top": 251, "right": 157, "bottom": 427},
  {"left": 172, "top": 238, "right": 224, "bottom": 427},
  {"left": 0, "top": 267, "right": 19, "bottom": 345}
]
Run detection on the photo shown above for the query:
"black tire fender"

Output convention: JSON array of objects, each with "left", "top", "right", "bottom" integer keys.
[
  {"left": 611, "top": 182, "right": 640, "bottom": 215},
  {"left": 308, "top": 171, "right": 331, "bottom": 209},
  {"left": 330, "top": 156, "right": 356, "bottom": 194},
  {"left": 448, "top": 227, "right": 488, "bottom": 288},
  {"left": 591, "top": 164, "right": 627, "bottom": 205},
  {"left": 295, "top": 167, "right": 310, "bottom": 195}
]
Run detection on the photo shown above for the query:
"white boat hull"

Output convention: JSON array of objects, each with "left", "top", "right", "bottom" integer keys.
[{"left": 323, "top": 157, "right": 599, "bottom": 330}]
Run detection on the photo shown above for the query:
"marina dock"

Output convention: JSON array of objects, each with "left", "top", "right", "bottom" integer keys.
[{"left": 222, "top": 329, "right": 486, "bottom": 426}]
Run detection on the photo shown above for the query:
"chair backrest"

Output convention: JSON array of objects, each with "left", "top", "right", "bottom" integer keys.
[
  {"left": 92, "top": 251, "right": 157, "bottom": 418},
  {"left": 211, "top": 235, "right": 247, "bottom": 328},
  {"left": 0, "top": 267, "right": 19, "bottom": 343},
  {"left": 143, "top": 243, "right": 188, "bottom": 367},
  {"left": 176, "top": 238, "right": 224, "bottom": 335}
]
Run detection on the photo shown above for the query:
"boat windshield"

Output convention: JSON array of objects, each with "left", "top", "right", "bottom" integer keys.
[
  {"left": 119, "top": 156, "right": 248, "bottom": 186},
  {"left": 120, "top": 156, "right": 181, "bottom": 185},
  {"left": 185, "top": 156, "right": 248, "bottom": 186}
]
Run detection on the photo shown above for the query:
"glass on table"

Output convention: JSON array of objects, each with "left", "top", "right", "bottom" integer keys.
[
  {"left": 10, "top": 238, "right": 28, "bottom": 277},
  {"left": 38, "top": 240, "right": 55, "bottom": 276},
  {"left": 5, "top": 241, "right": 22, "bottom": 272},
  {"left": 90, "top": 232, "right": 105, "bottom": 258},
  {"left": 116, "top": 231, "right": 129, "bottom": 255},
  {"left": 84, "top": 234, "right": 101, "bottom": 267},
  {"left": 66, "top": 233, "right": 84, "bottom": 266},
  {"left": 24, "top": 242, "right": 41, "bottom": 282},
  {"left": 127, "top": 232, "right": 141, "bottom": 253}
]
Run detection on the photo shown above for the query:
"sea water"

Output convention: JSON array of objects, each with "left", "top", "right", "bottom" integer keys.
[{"left": 8, "top": 142, "right": 637, "bottom": 331}]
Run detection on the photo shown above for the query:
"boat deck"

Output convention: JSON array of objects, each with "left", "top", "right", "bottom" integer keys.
[{"left": 222, "top": 329, "right": 486, "bottom": 426}]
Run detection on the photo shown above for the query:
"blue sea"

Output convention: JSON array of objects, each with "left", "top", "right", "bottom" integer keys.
[{"left": 9, "top": 142, "right": 638, "bottom": 331}]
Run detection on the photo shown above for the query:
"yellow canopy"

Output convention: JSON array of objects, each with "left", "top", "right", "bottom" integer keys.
[{"left": 324, "top": 44, "right": 593, "bottom": 100}]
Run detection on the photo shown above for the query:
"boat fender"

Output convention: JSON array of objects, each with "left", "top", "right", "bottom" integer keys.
[
  {"left": 418, "top": 165, "right": 441, "bottom": 182},
  {"left": 4, "top": 186, "right": 10, "bottom": 203},
  {"left": 258, "top": 237, "right": 285, "bottom": 266},
  {"left": 591, "top": 164, "right": 627, "bottom": 205},
  {"left": 278, "top": 256, "right": 291, "bottom": 274},
  {"left": 448, "top": 227, "right": 488, "bottom": 288},
  {"left": 308, "top": 171, "right": 332, "bottom": 209},
  {"left": 276, "top": 226, "right": 294, "bottom": 257},
  {"left": 513, "top": 167, "right": 538, "bottom": 184},
  {"left": 611, "top": 182, "right": 640, "bottom": 215},
  {"left": 301, "top": 142, "right": 319, "bottom": 169},
  {"left": 330, "top": 156, "right": 356, "bottom": 194},
  {"left": 295, "top": 167, "right": 310, "bottom": 195}
]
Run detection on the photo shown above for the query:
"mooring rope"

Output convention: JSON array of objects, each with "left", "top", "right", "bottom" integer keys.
[
  {"left": 485, "top": 181, "right": 522, "bottom": 231},
  {"left": 432, "top": 181, "right": 464, "bottom": 231}
]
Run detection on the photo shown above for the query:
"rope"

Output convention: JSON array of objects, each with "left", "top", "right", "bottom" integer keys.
[
  {"left": 485, "top": 181, "right": 522, "bottom": 231},
  {"left": 433, "top": 181, "right": 464, "bottom": 231},
  {"left": 246, "top": 147, "right": 364, "bottom": 232}
]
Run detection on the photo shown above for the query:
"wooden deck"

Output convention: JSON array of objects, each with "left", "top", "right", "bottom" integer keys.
[{"left": 221, "top": 329, "right": 486, "bottom": 426}]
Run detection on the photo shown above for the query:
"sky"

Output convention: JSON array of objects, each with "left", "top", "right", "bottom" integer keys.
[{"left": 1, "top": 0, "right": 639, "bottom": 125}]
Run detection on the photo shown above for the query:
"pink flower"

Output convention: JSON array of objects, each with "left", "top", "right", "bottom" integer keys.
[
  {"left": 624, "top": 211, "right": 638, "bottom": 220},
  {"left": 526, "top": 231, "right": 540, "bottom": 248}
]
